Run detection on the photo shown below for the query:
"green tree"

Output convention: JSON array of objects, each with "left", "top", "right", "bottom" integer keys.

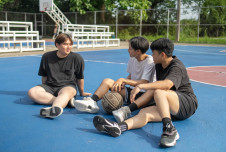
[
  {"left": 199, "top": 0, "right": 226, "bottom": 37},
  {"left": 0, "top": 0, "right": 39, "bottom": 12}
]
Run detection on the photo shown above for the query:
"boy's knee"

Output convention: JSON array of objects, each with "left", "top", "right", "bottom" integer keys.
[
  {"left": 27, "top": 87, "right": 37, "bottom": 100},
  {"left": 154, "top": 89, "right": 166, "bottom": 97},
  {"left": 102, "top": 78, "right": 114, "bottom": 86}
]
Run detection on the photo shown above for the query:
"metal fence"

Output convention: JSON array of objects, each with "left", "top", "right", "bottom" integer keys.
[{"left": 0, "top": 6, "right": 225, "bottom": 42}]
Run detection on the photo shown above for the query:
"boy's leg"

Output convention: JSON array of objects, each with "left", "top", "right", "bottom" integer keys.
[
  {"left": 113, "top": 89, "right": 155, "bottom": 123},
  {"left": 52, "top": 86, "right": 77, "bottom": 108},
  {"left": 93, "top": 106, "right": 161, "bottom": 137},
  {"left": 40, "top": 86, "right": 76, "bottom": 118},
  {"left": 154, "top": 89, "right": 180, "bottom": 147},
  {"left": 125, "top": 106, "right": 161, "bottom": 129},
  {"left": 28, "top": 85, "right": 56, "bottom": 105},
  {"left": 92, "top": 78, "right": 115, "bottom": 100}
]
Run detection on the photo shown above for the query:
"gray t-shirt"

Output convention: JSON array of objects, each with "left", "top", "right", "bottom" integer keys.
[{"left": 127, "top": 55, "right": 156, "bottom": 90}]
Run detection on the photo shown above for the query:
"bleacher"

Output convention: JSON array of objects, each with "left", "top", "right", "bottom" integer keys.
[
  {"left": 44, "top": 1, "right": 120, "bottom": 49},
  {"left": 0, "top": 21, "right": 45, "bottom": 53}
]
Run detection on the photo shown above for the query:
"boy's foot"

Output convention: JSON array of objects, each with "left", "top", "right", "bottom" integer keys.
[
  {"left": 159, "top": 126, "right": 180, "bottom": 147},
  {"left": 112, "top": 106, "right": 131, "bottom": 123},
  {"left": 93, "top": 115, "right": 121, "bottom": 137},
  {"left": 74, "top": 97, "right": 99, "bottom": 113},
  {"left": 40, "top": 106, "right": 63, "bottom": 118}
]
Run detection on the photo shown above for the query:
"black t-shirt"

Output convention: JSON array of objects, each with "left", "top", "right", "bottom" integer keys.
[
  {"left": 155, "top": 56, "right": 196, "bottom": 98},
  {"left": 38, "top": 50, "right": 84, "bottom": 87}
]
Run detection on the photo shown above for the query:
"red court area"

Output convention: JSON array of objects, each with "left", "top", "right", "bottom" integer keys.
[{"left": 187, "top": 66, "right": 226, "bottom": 87}]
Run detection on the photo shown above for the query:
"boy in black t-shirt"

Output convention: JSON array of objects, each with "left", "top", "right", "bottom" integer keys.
[
  {"left": 28, "top": 33, "right": 92, "bottom": 118},
  {"left": 93, "top": 38, "right": 198, "bottom": 147}
]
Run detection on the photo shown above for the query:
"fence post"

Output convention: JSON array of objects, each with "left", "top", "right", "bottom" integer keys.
[
  {"left": 167, "top": 9, "right": 169, "bottom": 39},
  {"left": 35, "top": 14, "right": 37, "bottom": 31},
  {"left": 140, "top": 10, "right": 142, "bottom": 36},
  {"left": 25, "top": 13, "right": 26, "bottom": 21},
  {"left": 176, "top": 0, "right": 181, "bottom": 42},
  {"left": 94, "top": 11, "right": 96, "bottom": 25},
  {"left": 116, "top": 10, "right": 118, "bottom": 38},
  {"left": 5, "top": 11, "right": 7, "bottom": 21},
  {"left": 75, "top": 12, "right": 77, "bottom": 24},
  {"left": 197, "top": 7, "right": 200, "bottom": 43},
  {"left": 41, "top": 13, "right": 44, "bottom": 37}
]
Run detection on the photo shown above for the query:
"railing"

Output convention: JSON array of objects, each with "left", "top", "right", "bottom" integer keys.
[
  {"left": 0, "top": 40, "right": 45, "bottom": 53},
  {"left": 0, "top": 21, "right": 45, "bottom": 52},
  {"left": 0, "top": 31, "right": 39, "bottom": 41},
  {"left": 0, "top": 21, "right": 33, "bottom": 31}
]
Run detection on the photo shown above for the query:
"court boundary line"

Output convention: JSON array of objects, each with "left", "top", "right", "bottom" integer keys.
[
  {"left": 84, "top": 59, "right": 127, "bottom": 65},
  {"left": 187, "top": 65, "right": 226, "bottom": 88},
  {"left": 175, "top": 49, "right": 226, "bottom": 55}
]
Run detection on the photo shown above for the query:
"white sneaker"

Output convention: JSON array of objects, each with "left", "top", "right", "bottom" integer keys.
[
  {"left": 112, "top": 106, "right": 131, "bottom": 123},
  {"left": 74, "top": 97, "right": 99, "bottom": 113}
]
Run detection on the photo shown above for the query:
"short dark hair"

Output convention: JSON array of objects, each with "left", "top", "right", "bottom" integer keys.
[
  {"left": 55, "top": 33, "right": 73, "bottom": 46},
  {"left": 150, "top": 38, "right": 174, "bottom": 57},
  {"left": 129, "top": 36, "right": 149, "bottom": 54}
]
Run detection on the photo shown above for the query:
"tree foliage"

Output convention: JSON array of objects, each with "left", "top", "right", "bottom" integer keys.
[{"left": 199, "top": 0, "right": 226, "bottom": 36}]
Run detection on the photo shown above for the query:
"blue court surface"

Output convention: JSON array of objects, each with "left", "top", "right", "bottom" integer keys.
[{"left": 0, "top": 45, "right": 226, "bottom": 152}]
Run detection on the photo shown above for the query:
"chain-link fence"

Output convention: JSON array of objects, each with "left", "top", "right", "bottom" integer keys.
[{"left": 1, "top": 6, "right": 225, "bottom": 43}]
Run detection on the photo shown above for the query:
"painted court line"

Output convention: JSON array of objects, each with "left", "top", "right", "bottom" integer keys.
[
  {"left": 187, "top": 69, "right": 226, "bottom": 74},
  {"left": 187, "top": 66, "right": 226, "bottom": 88},
  {"left": 84, "top": 59, "right": 127, "bottom": 65},
  {"left": 175, "top": 49, "right": 226, "bottom": 55},
  {"left": 189, "top": 79, "right": 226, "bottom": 88}
]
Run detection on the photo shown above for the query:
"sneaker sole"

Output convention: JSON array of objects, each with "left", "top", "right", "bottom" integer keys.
[
  {"left": 159, "top": 132, "right": 180, "bottom": 147},
  {"left": 40, "top": 106, "right": 63, "bottom": 118},
  {"left": 93, "top": 116, "right": 121, "bottom": 137},
  {"left": 74, "top": 100, "right": 99, "bottom": 113}
]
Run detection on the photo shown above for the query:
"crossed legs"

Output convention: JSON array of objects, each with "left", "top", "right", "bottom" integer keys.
[
  {"left": 125, "top": 89, "right": 179, "bottom": 129},
  {"left": 28, "top": 86, "right": 77, "bottom": 118}
]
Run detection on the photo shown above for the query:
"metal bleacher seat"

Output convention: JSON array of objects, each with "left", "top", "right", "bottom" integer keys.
[
  {"left": 0, "top": 21, "right": 45, "bottom": 53},
  {"left": 44, "top": 1, "right": 120, "bottom": 49}
]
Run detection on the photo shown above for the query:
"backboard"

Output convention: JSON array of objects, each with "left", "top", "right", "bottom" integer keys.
[{"left": 39, "top": 0, "right": 53, "bottom": 12}]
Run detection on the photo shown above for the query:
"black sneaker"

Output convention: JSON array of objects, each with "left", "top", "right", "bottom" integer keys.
[
  {"left": 93, "top": 116, "right": 121, "bottom": 137},
  {"left": 159, "top": 126, "right": 180, "bottom": 147},
  {"left": 40, "top": 106, "right": 63, "bottom": 118}
]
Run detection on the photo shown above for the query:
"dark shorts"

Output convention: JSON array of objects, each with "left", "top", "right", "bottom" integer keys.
[
  {"left": 38, "top": 84, "right": 77, "bottom": 97},
  {"left": 125, "top": 87, "right": 155, "bottom": 107},
  {"left": 171, "top": 92, "right": 198, "bottom": 120}
]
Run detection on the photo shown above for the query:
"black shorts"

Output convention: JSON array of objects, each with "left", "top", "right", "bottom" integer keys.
[
  {"left": 38, "top": 84, "right": 77, "bottom": 97},
  {"left": 171, "top": 92, "right": 198, "bottom": 120},
  {"left": 125, "top": 87, "right": 155, "bottom": 107}
]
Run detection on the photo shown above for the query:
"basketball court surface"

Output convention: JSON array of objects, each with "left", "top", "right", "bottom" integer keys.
[{"left": 0, "top": 45, "right": 226, "bottom": 152}]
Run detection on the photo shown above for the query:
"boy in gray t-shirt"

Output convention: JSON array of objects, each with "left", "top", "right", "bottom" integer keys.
[{"left": 72, "top": 36, "right": 156, "bottom": 113}]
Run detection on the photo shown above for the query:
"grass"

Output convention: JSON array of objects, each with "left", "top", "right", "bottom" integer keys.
[{"left": 118, "top": 34, "right": 226, "bottom": 45}]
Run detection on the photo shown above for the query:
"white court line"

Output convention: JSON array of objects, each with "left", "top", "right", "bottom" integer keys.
[
  {"left": 187, "top": 69, "right": 226, "bottom": 74},
  {"left": 175, "top": 49, "right": 226, "bottom": 55},
  {"left": 17, "top": 55, "right": 127, "bottom": 65},
  {"left": 84, "top": 59, "right": 127, "bottom": 65},
  {"left": 187, "top": 66, "right": 226, "bottom": 88},
  {"left": 189, "top": 79, "right": 226, "bottom": 88}
]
